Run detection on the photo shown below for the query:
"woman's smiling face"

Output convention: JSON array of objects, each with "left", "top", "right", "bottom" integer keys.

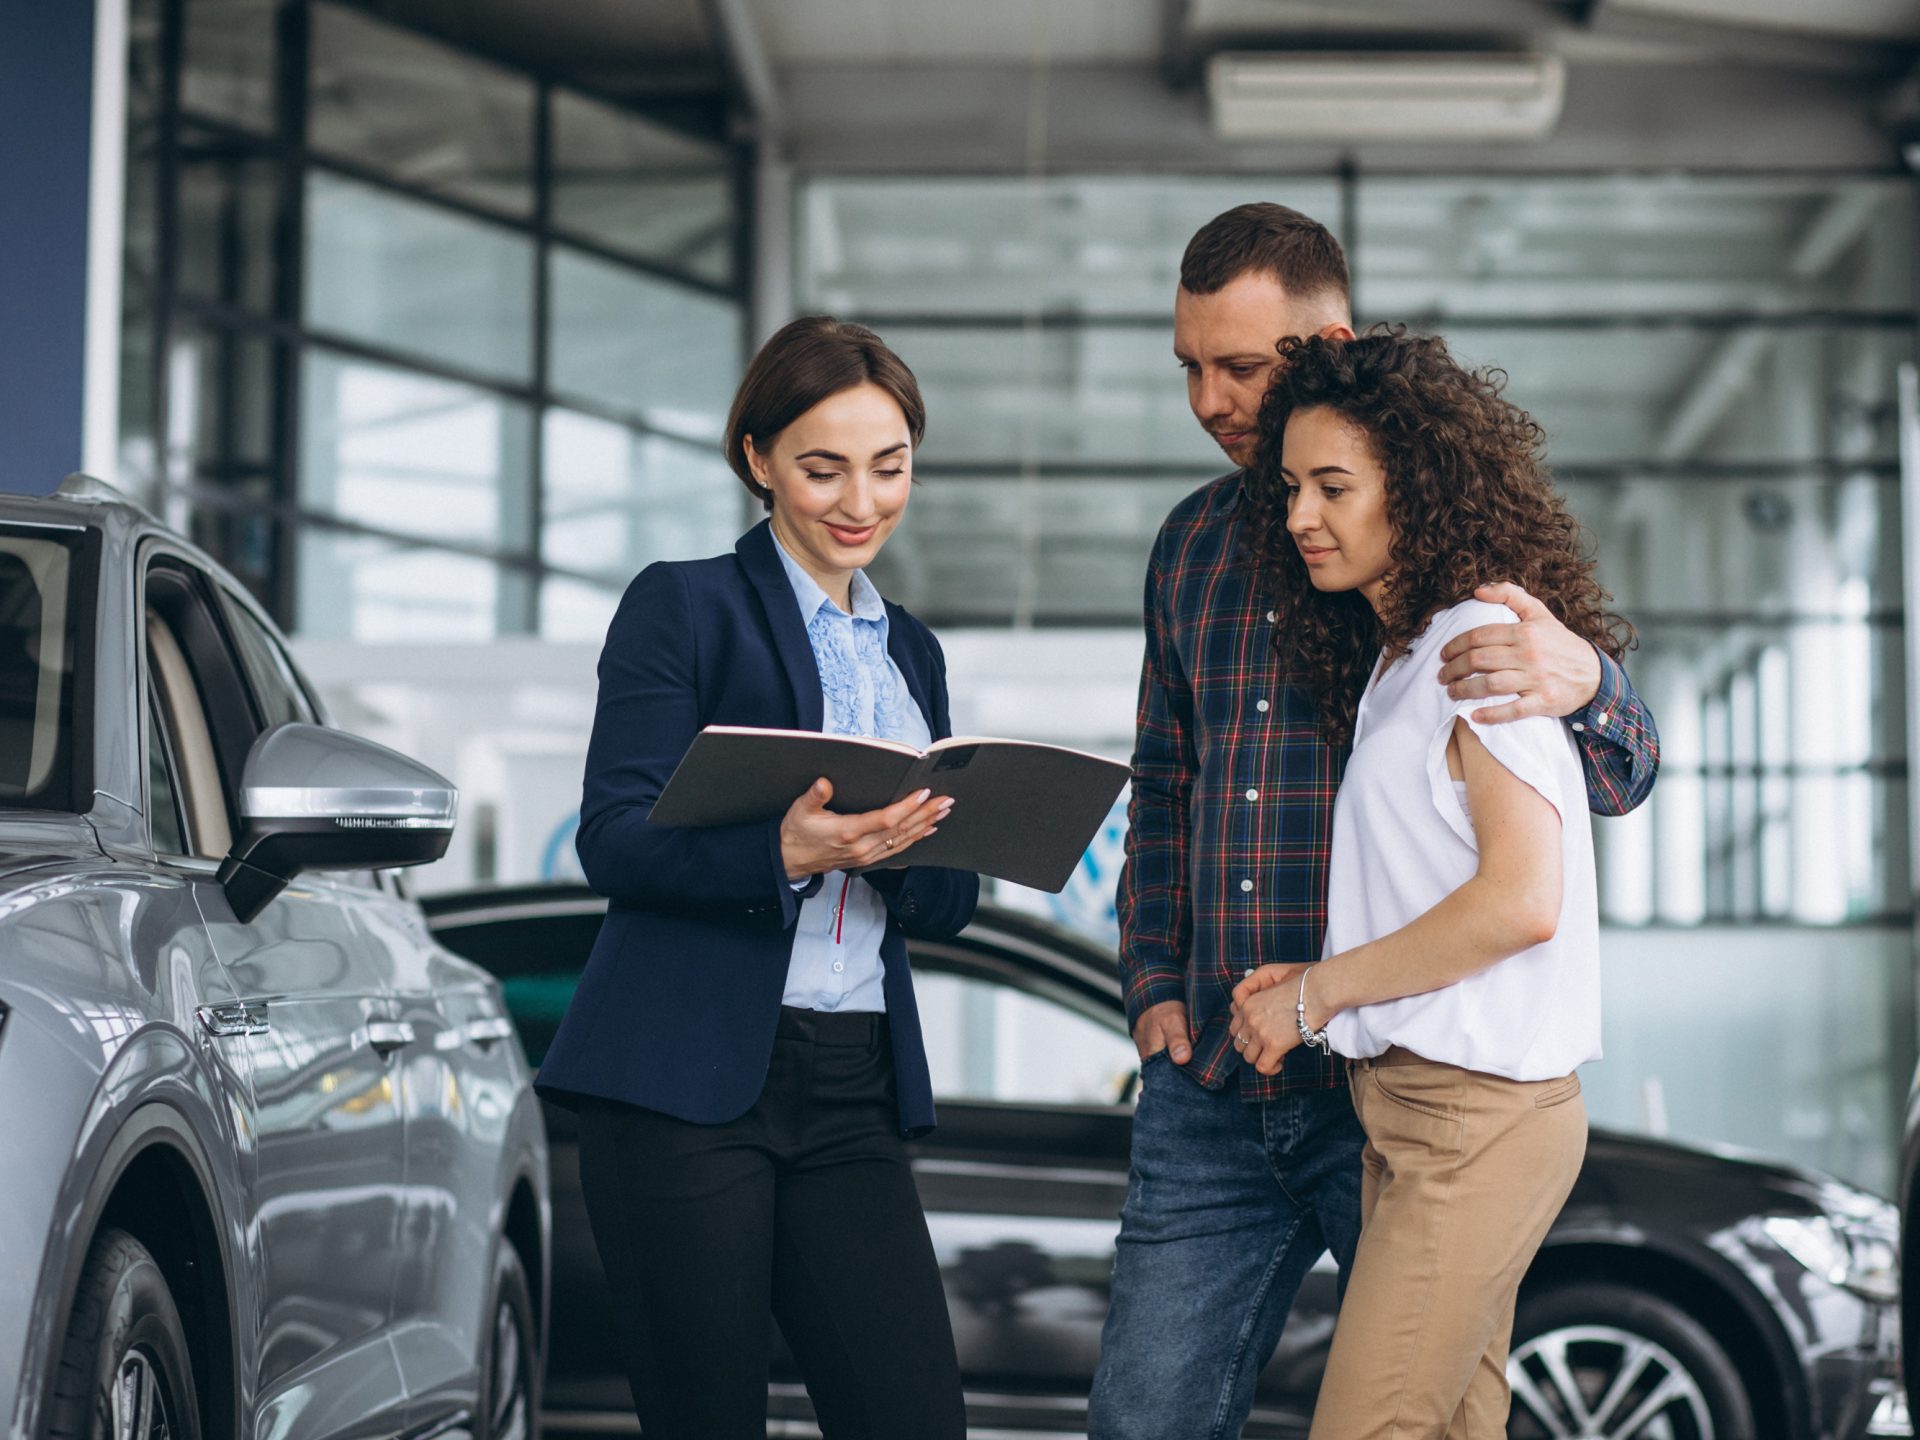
[
  {"left": 1280, "top": 405, "right": 1394, "bottom": 612},
  {"left": 746, "top": 381, "right": 913, "bottom": 605}
]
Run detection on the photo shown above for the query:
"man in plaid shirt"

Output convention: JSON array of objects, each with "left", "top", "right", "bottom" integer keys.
[{"left": 1086, "top": 205, "right": 1660, "bottom": 1440}]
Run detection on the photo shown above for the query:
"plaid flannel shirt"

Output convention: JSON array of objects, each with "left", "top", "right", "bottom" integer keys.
[{"left": 1117, "top": 472, "right": 1661, "bottom": 1102}]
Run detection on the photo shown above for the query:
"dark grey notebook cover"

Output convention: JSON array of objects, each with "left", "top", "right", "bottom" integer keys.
[{"left": 649, "top": 727, "right": 1130, "bottom": 893}]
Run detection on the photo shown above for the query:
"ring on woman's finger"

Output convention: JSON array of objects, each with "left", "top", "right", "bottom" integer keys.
[{"left": 884, "top": 836, "right": 895, "bottom": 849}]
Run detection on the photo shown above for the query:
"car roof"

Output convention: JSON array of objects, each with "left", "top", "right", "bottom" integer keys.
[{"left": 421, "top": 882, "right": 1121, "bottom": 978}]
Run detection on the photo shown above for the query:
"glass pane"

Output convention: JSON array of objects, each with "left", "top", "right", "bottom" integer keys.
[
  {"left": 0, "top": 533, "right": 83, "bottom": 811},
  {"left": 1436, "top": 325, "right": 1915, "bottom": 466},
  {"left": 548, "top": 249, "right": 739, "bottom": 441},
  {"left": 295, "top": 530, "right": 530, "bottom": 640},
  {"left": 1559, "top": 475, "right": 1899, "bottom": 617},
  {"left": 539, "top": 576, "right": 620, "bottom": 644},
  {"left": 886, "top": 325, "right": 1224, "bottom": 468},
  {"left": 300, "top": 348, "right": 534, "bottom": 552},
  {"left": 221, "top": 595, "right": 315, "bottom": 729},
  {"left": 1587, "top": 925, "right": 1907, "bottom": 1193},
  {"left": 1357, "top": 176, "right": 1918, "bottom": 319},
  {"left": 166, "top": 323, "right": 275, "bottom": 490},
  {"left": 310, "top": 4, "right": 535, "bottom": 216},
  {"left": 914, "top": 970, "right": 1137, "bottom": 1105},
  {"left": 305, "top": 172, "right": 535, "bottom": 383},
  {"left": 542, "top": 410, "right": 744, "bottom": 581},
  {"left": 1624, "top": 620, "right": 1905, "bottom": 771},
  {"left": 181, "top": 0, "right": 274, "bottom": 131},
  {"left": 147, "top": 699, "right": 187, "bottom": 855},
  {"left": 799, "top": 176, "right": 1346, "bottom": 317},
  {"left": 551, "top": 91, "right": 733, "bottom": 284},
  {"left": 1598, "top": 774, "right": 1905, "bottom": 927},
  {"left": 864, "top": 475, "right": 1193, "bottom": 625},
  {"left": 177, "top": 126, "right": 276, "bottom": 313}
]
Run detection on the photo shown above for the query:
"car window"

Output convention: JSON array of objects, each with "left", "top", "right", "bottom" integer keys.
[
  {"left": 0, "top": 528, "right": 92, "bottom": 812},
  {"left": 219, "top": 591, "right": 317, "bottom": 730},
  {"left": 145, "top": 685, "right": 188, "bottom": 856},
  {"left": 915, "top": 967, "right": 1138, "bottom": 1107},
  {"left": 146, "top": 608, "right": 234, "bottom": 858},
  {"left": 144, "top": 555, "right": 281, "bottom": 859}
]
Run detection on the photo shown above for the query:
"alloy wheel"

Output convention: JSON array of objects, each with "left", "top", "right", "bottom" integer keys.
[
  {"left": 110, "top": 1348, "right": 174, "bottom": 1440},
  {"left": 490, "top": 1298, "right": 531, "bottom": 1440},
  {"left": 1507, "top": 1323, "right": 1715, "bottom": 1440}
]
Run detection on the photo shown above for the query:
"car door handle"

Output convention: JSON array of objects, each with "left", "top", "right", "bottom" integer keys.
[
  {"left": 365, "top": 1020, "right": 415, "bottom": 1058},
  {"left": 464, "top": 1017, "right": 514, "bottom": 1050},
  {"left": 196, "top": 1001, "right": 270, "bottom": 1037}
]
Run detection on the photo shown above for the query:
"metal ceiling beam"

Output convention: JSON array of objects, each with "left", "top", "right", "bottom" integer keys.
[
  {"left": 1655, "top": 187, "right": 1887, "bottom": 462},
  {"left": 702, "top": 0, "right": 783, "bottom": 135}
]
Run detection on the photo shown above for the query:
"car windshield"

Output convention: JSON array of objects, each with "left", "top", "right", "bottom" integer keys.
[{"left": 0, "top": 526, "right": 91, "bottom": 812}]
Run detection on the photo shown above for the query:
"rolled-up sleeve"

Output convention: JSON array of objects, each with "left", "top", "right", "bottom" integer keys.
[{"left": 1572, "top": 649, "right": 1660, "bottom": 817}]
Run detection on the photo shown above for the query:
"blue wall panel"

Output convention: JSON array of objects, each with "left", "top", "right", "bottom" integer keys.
[{"left": 0, "top": 0, "right": 96, "bottom": 495}]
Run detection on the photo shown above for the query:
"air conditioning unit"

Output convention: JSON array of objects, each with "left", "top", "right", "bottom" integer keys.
[{"left": 1207, "top": 52, "right": 1567, "bottom": 143}]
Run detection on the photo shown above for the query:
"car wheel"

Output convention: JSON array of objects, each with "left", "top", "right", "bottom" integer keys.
[
  {"left": 481, "top": 1242, "right": 540, "bottom": 1440},
  {"left": 1506, "top": 1281, "right": 1755, "bottom": 1440},
  {"left": 45, "top": 1228, "right": 203, "bottom": 1440}
]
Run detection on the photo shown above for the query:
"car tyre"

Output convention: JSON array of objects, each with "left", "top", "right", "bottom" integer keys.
[
  {"left": 1506, "top": 1281, "right": 1754, "bottom": 1440},
  {"left": 481, "top": 1242, "right": 541, "bottom": 1440},
  {"left": 45, "top": 1227, "right": 202, "bottom": 1440}
]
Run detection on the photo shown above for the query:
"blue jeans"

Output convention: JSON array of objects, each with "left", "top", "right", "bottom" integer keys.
[{"left": 1088, "top": 1052, "right": 1366, "bottom": 1440}]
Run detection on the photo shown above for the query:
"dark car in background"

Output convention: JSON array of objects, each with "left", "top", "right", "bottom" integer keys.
[
  {"left": 0, "top": 479, "right": 550, "bottom": 1440},
  {"left": 429, "top": 883, "right": 1907, "bottom": 1440}
]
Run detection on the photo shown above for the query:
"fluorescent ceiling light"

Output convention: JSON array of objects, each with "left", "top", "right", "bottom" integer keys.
[{"left": 1208, "top": 52, "right": 1568, "bottom": 143}]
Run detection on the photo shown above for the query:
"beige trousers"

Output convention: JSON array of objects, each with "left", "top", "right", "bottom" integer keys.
[{"left": 1307, "top": 1050, "right": 1588, "bottom": 1440}]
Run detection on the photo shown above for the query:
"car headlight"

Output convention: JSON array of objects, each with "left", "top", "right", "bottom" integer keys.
[{"left": 1762, "top": 1182, "right": 1899, "bottom": 1303}]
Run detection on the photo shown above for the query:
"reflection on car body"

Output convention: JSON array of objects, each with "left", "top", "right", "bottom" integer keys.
[{"left": 427, "top": 882, "right": 1907, "bottom": 1440}]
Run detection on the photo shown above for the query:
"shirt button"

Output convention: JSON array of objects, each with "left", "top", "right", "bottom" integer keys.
[
  {"left": 1240, "top": 879, "right": 1254, "bottom": 893},
  {"left": 1256, "top": 699, "right": 1270, "bottom": 713},
  {"left": 1597, "top": 711, "right": 1611, "bottom": 727},
  {"left": 1570, "top": 721, "right": 1586, "bottom": 733},
  {"left": 1266, "top": 610, "right": 1277, "bottom": 623},
  {"left": 1244, "top": 967, "right": 1256, "bottom": 978},
  {"left": 831, "top": 960, "right": 845, "bottom": 973},
  {"left": 1245, "top": 789, "right": 1259, "bottom": 801}
]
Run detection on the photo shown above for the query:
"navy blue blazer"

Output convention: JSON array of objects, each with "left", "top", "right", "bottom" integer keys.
[{"left": 535, "top": 520, "right": 979, "bottom": 1136}]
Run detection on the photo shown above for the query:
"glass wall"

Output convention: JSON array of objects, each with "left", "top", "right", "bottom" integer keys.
[
  {"left": 798, "top": 172, "right": 1919, "bottom": 928},
  {"left": 798, "top": 170, "right": 1920, "bottom": 1191},
  {"left": 119, "top": 0, "right": 750, "bottom": 641}
]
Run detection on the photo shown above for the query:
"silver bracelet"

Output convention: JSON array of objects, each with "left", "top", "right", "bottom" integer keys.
[{"left": 1296, "top": 964, "right": 1331, "bottom": 1053}]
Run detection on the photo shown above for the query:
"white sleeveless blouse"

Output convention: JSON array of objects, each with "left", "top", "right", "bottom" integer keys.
[{"left": 1320, "top": 599, "right": 1602, "bottom": 1081}]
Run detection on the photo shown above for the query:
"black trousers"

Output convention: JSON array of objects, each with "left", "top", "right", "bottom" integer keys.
[{"left": 576, "top": 1006, "right": 966, "bottom": 1440}]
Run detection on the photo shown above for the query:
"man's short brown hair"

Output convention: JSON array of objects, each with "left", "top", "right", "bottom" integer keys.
[{"left": 1179, "top": 202, "right": 1350, "bottom": 307}]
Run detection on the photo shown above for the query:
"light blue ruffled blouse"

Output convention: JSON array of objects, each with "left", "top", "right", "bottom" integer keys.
[{"left": 772, "top": 536, "right": 932, "bottom": 1012}]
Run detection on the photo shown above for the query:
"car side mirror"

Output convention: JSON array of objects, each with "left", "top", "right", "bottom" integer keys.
[{"left": 218, "top": 722, "right": 457, "bottom": 922}]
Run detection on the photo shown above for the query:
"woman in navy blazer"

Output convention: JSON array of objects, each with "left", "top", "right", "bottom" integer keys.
[{"left": 537, "top": 317, "right": 977, "bottom": 1440}]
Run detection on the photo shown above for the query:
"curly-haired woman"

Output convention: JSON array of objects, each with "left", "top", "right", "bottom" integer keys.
[{"left": 1226, "top": 329, "right": 1632, "bottom": 1438}]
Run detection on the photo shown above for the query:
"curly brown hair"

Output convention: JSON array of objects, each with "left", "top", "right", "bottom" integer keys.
[{"left": 1243, "top": 328, "right": 1633, "bottom": 748}]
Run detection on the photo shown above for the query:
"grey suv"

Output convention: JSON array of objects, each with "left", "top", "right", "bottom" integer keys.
[{"left": 0, "top": 478, "right": 550, "bottom": 1440}]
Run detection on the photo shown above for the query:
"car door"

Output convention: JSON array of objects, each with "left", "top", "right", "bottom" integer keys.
[
  {"left": 903, "top": 928, "right": 1336, "bottom": 1438},
  {"left": 218, "top": 586, "right": 515, "bottom": 1431},
  {"left": 424, "top": 892, "right": 630, "bottom": 1416},
  {"left": 897, "top": 937, "right": 1138, "bottom": 1431},
  {"left": 142, "top": 552, "right": 411, "bottom": 1440}
]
